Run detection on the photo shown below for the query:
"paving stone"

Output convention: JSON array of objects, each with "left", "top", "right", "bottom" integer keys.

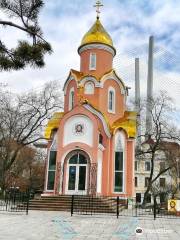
[{"left": 0, "top": 211, "right": 180, "bottom": 239}]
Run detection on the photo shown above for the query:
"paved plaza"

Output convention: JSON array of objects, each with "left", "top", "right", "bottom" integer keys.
[{"left": 0, "top": 211, "right": 180, "bottom": 240}]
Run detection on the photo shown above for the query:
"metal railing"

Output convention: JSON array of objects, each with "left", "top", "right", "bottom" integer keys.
[
  {"left": 70, "top": 195, "right": 180, "bottom": 220},
  {"left": 0, "top": 190, "right": 30, "bottom": 214},
  {"left": 71, "top": 195, "right": 127, "bottom": 218}
]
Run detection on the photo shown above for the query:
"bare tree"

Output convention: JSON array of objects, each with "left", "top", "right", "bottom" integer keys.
[
  {"left": 5, "top": 146, "right": 46, "bottom": 192},
  {"left": 0, "top": 81, "right": 63, "bottom": 191},
  {"left": 136, "top": 92, "right": 180, "bottom": 205},
  {"left": 0, "top": 0, "right": 52, "bottom": 71},
  {"left": 151, "top": 181, "right": 177, "bottom": 202}
]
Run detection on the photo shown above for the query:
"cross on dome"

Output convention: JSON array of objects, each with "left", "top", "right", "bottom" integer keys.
[{"left": 93, "top": 0, "right": 104, "bottom": 19}]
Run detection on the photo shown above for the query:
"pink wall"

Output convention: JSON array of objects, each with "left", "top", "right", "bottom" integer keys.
[
  {"left": 43, "top": 45, "right": 135, "bottom": 198},
  {"left": 80, "top": 48, "right": 113, "bottom": 78}
]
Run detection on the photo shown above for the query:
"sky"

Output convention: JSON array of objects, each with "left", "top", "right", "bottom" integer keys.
[{"left": 1, "top": 0, "right": 180, "bottom": 111}]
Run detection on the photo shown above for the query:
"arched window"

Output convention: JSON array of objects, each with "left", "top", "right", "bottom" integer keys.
[
  {"left": 89, "top": 53, "right": 96, "bottom": 70},
  {"left": 69, "top": 153, "right": 87, "bottom": 164},
  {"left": 84, "top": 82, "right": 94, "bottom": 94},
  {"left": 47, "top": 136, "right": 57, "bottom": 191},
  {"left": 108, "top": 87, "right": 115, "bottom": 113},
  {"left": 114, "top": 131, "right": 125, "bottom": 193},
  {"left": 69, "top": 87, "right": 74, "bottom": 110}
]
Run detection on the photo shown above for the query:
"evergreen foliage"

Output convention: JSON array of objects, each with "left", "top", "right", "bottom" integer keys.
[{"left": 0, "top": 0, "right": 52, "bottom": 71}]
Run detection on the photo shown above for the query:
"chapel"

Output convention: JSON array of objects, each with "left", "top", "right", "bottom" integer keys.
[{"left": 43, "top": 2, "right": 136, "bottom": 197}]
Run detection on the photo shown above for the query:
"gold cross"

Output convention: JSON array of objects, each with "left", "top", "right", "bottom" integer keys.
[{"left": 93, "top": 0, "right": 104, "bottom": 18}]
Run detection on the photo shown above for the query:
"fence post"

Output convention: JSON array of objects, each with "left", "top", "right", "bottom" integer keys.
[
  {"left": 117, "top": 196, "right": 119, "bottom": 218},
  {"left": 26, "top": 190, "right": 30, "bottom": 215},
  {"left": 153, "top": 196, "right": 157, "bottom": 220},
  {"left": 5, "top": 191, "right": 8, "bottom": 211},
  {"left": 135, "top": 203, "right": 138, "bottom": 217},
  {"left": 71, "top": 195, "right": 74, "bottom": 216}
]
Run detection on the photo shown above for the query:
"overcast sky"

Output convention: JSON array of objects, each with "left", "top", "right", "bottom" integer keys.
[{"left": 1, "top": 0, "right": 180, "bottom": 110}]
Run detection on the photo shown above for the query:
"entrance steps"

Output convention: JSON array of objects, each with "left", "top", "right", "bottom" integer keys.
[
  {"left": 29, "top": 195, "right": 72, "bottom": 211},
  {"left": 29, "top": 195, "right": 126, "bottom": 213}
]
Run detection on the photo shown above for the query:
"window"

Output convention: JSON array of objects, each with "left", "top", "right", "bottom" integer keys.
[
  {"left": 47, "top": 151, "right": 57, "bottom": 190},
  {"left": 136, "top": 193, "right": 141, "bottom": 203},
  {"left": 160, "top": 178, "right": 165, "bottom": 187},
  {"left": 84, "top": 82, "right": 94, "bottom": 94},
  {"left": 108, "top": 87, "right": 115, "bottom": 113},
  {"left": 145, "top": 177, "right": 149, "bottom": 187},
  {"left": 160, "top": 162, "right": 165, "bottom": 172},
  {"left": 89, "top": 53, "right": 96, "bottom": 70},
  {"left": 69, "top": 88, "right": 74, "bottom": 110},
  {"left": 69, "top": 153, "right": 87, "bottom": 164},
  {"left": 114, "top": 131, "right": 124, "bottom": 193},
  {"left": 135, "top": 161, "right": 138, "bottom": 171},
  {"left": 114, "top": 152, "right": 123, "bottom": 192},
  {"left": 135, "top": 177, "right": 138, "bottom": 187},
  {"left": 99, "top": 133, "right": 103, "bottom": 145},
  {"left": 145, "top": 161, "right": 150, "bottom": 171}
]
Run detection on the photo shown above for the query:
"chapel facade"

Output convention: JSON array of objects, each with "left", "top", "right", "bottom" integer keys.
[{"left": 43, "top": 7, "right": 136, "bottom": 197}]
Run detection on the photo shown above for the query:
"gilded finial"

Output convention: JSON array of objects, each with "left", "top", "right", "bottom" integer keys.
[{"left": 93, "top": 0, "right": 103, "bottom": 19}]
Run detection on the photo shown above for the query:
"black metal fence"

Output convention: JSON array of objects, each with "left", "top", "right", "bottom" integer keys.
[
  {"left": 117, "top": 196, "right": 180, "bottom": 219},
  {"left": 71, "top": 195, "right": 127, "bottom": 218},
  {"left": 70, "top": 195, "right": 180, "bottom": 220},
  {"left": 0, "top": 190, "right": 30, "bottom": 214}
]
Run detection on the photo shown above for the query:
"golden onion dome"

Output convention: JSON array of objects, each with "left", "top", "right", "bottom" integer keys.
[{"left": 80, "top": 18, "right": 113, "bottom": 48}]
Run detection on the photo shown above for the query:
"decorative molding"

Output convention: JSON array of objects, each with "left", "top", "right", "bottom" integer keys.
[
  {"left": 84, "top": 104, "right": 111, "bottom": 138},
  {"left": 89, "top": 163, "right": 97, "bottom": 195},
  {"left": 63, "top": 115, "right": 93, "bottom": 147},
  {"left": 84, "top": 82, "right": 95, "bottom": 94},
  {"left": 64, "top": 76, "right": 77, "bottom": 96},
  {"left": 80, "top": 76, "right": 102, "bottom": 88},
  {"left": 101, "top": 73, "right": 126, "bottom": 93},
  {"left": 78, "top": 43, "right": 116, "bottom": 57},
  {"left": 73, "top": 122, "right": 86, "bottom": 136}
]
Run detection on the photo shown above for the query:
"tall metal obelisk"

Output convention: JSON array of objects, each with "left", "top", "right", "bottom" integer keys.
[
  {"left": 146, "top": 36, "right": 154, "bottom": 137},
  {"left": 135, "top": 58, "right": 141, "bottom": 146}
]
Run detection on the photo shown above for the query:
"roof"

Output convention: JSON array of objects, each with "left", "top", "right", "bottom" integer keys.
[
  {"left": 44, "top": 107, "right": 137, "bottom": 140},
  {"left": 80, "top": 18, "right": 114, "bottom": 48},
  {"left": 111, "top": 111, "right": 137, "bottom": 138},
  {"left": 63, "top": 69, "right": 126, "bottom": 93},
  {"left": 44, "top": 112, "right": 64, "bottom": 139}
]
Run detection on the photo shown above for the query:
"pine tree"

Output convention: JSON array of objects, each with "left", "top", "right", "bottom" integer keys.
[{"left": 0, "top": 0, "right": 52, "bottom": 71}]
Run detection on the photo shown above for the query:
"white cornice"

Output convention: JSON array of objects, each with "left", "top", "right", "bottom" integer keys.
[
  {"left": 83, "top": 104, "right": 111, "bottom": 138},
  {"left": 78, "top": 43, "right": 116, "bottom": 57}
]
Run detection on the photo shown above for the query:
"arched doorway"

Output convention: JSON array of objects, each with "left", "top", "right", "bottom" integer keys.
[{"left": 65, "top": 150, "right": 89, "bottom": 195}]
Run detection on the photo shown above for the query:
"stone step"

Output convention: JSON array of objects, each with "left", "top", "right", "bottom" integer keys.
[{"left": 29, "top": 195, "right": 124, "bottom": 212}]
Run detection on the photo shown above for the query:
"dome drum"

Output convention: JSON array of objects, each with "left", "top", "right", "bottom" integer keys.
[{"left": 78, "top": 43, "right": 116, "bottom": 57}]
